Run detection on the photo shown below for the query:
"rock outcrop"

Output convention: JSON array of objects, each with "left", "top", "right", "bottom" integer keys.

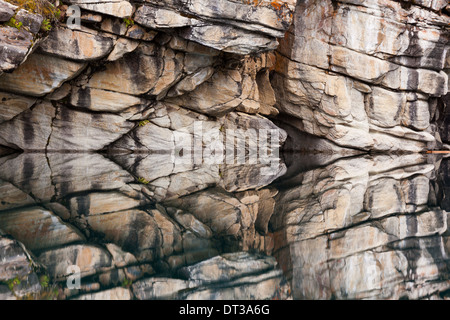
[
  {"left": 0, "top": 0, "right": 44, "bottom": 74},
  {"left": 273, "top": 0, "right": 449, "bottom": 152},
  {"left": 0, "top": 0, "right": 293, "bottom": 156},
  {"left": 0, "top": 151, "right": 288, "bottom": 299},
  {"left": 0, "top": 0, "right": 449, "bottom": 153},
  {"left": 0, "top": 0, "right": 450, "bottom": 302},
  {"left": 0, "top": 233, "right": 48, "bottom": 299}
]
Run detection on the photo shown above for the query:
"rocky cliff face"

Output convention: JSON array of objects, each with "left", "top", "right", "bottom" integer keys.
[
  {"left": 0, "top": 0, "right": 296, "bottom": 156},
  {"left": 0, "top": 0, "right": 448, "bottom": 152},
  {"left": 0, "top": 0, "right": 297, "bottom": 300},
  {"left": 274, "top": 0, "right": 449, "bottom": 152},
  {"left": 0, "top": 152, "right": 291, "bottom": 300}
]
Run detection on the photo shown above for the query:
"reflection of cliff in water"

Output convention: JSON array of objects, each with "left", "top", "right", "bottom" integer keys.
[
  {"left": 270, "top": 152, "right": 450, "bottom": 300},
  {"left": 0, "top": 151, "right": 449, "bottom": 300},
  {"left": 437, "top": 159, "right": 450, "bottom": 213},
  {"left": 0, "top": 152, "right": 289, "bottom": 300}
]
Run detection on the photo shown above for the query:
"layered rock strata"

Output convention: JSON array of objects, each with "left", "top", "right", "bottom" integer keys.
[
  {"left": 0, "top": 152, "right": 449, "bottom": 299},
  {"left": 0, "top": 0, "right": 44, "bottom": 74},
  {"left": 0, "top": 0, "right": 294, "bottom": 155},
  {"left": 0, "top": 0, "right": 450, "bottom": 301},
  {"left": 273, "top": 0, "right": 450, "bottom": 152},
  {"left": 0, "top": 0, "right": 449, "bottom": 153}
]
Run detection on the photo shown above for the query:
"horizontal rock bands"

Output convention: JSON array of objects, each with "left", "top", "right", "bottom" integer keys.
[{"left": 275, "top": 56, "right": 433, "bottom": 108}]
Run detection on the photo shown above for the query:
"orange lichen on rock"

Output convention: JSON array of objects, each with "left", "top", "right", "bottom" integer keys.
[{"left": 270, "top": 0, "right": 283, "bottom": 10}]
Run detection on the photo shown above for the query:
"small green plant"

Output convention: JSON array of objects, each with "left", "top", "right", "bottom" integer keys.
[
  {"left": 39, "top": 275, "right": 50, "bottom": 288},
  {"left": 5, "top": 17, "right": 23, "bottom": 30},
  {"left": 6, "top": 276, "right": 21, "bottom": 291},
  {"left": 41, "top": 18, "right": 51, "bottom": 31},
  {"left": 5, "top": 0, "right": 60, "bottom": 18},
  {"left": 138, "top": 120, "right": 150, "bottom": 127},
  {"left": 121, "top": 277, "right": 133, "bottom": 288},
  {"left": 137, "top": 177, "right": 150, "bottom": 185},
  {"left": 123, "top": 17, "right": 134, "bottom": 28},
  {"left": 4, "top": 0, "right": 62, "bottom": 32},
  {"left": 54, "top": 7, "right": 61, "bottom": 19}
]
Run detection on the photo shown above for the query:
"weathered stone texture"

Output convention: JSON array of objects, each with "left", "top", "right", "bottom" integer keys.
[{"left": 273, "top": 0, "right": 450, "bottom": 152}]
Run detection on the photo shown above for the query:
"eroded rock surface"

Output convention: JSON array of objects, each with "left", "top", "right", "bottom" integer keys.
[
  {"left": 0, "top": 0, "right": 448, "bottom": 154},
  {"left": 0, "top": 0, "right": 44, "bottom": 74},
  {"left": 0, "top": 0, "right": 449, "bottom": 302},
  {"left": 273, "top": 0, "right": 450, "bottom": 152}
]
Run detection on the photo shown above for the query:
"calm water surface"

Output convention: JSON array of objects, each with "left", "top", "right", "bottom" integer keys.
[{"left": 0, "top": 151, "right": 449, "bottom": 300}]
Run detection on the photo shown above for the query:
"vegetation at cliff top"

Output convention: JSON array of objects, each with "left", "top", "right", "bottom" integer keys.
[
  {"left": 123, "top": 17, "right": 134, "bottom": 28},
  {"left": 3, "top": 0, "right": 61, "bottom": 32},
  {"left": 5, "top": 16, "right": 22, "bottom": 29},
  {"left": 6, "top": 276, "right": 21, "bottom": 291},
  {"left": 5, "top": 0, "right": 60, "bottom": 18}
]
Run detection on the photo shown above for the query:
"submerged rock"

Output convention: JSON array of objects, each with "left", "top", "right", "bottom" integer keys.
[
  {"left": 0, "top": 151, "right": 282, "bottom": 281},
  {"left": 271, "top": 154, "right": 450, "bottom": 300},
  {"left": 132, "top": 252, "right": 291, "bottom": 300},
  {"left": 0, "top": 206, "right": 85, "bottom": 251},
  {"left": 0, "top": 151, "right": 448, "bottom": 300}
]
